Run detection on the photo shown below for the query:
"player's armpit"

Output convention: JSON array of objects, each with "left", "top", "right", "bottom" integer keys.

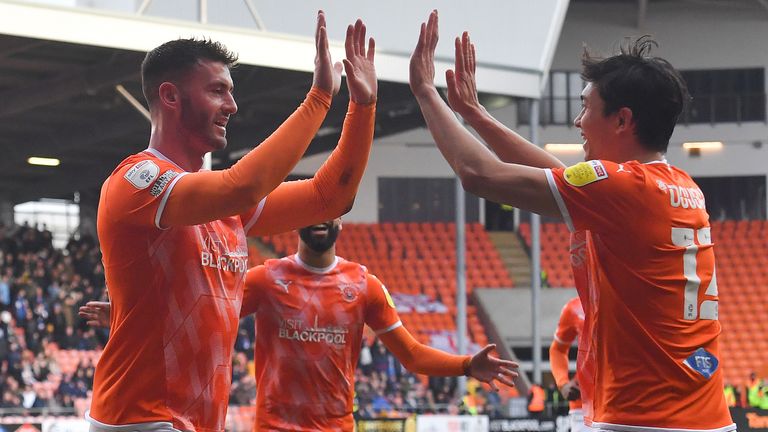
[
  {"left": 379, "top": 326, "right": 470, "bottom": 376},
  {"left": 549, "top": 340, "right": 571, "bottom": 388},
  {"left": 245, "top": 101, "right": 375, "bottom": 236},
  {"left": 160, "top": 88, "right": 332, "bottom": 228}
]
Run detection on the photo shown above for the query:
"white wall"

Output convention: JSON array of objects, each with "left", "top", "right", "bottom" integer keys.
[{"left": 294, "top": 2, "right": 768, "bottom": 222}]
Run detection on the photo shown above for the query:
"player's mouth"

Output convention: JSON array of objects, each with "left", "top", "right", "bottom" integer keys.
[
  {"left": 214, "top": 118, "right": 228, "bottom": 134},
  {"left": 310, "top": 223, "right": 330, "bottom": 236}
]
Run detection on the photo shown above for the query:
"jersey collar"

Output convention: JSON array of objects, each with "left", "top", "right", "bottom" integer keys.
[
  {"left": 144, "top": 148, "right": 185, "bottom": 172},
  {"left": 294, "top": 254, "right": 339, "bottom": 274}
]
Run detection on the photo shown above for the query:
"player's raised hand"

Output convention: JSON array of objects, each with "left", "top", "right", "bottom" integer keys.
[
  {"left": 78, "top": 301, "right": 111, "bottom": 328},
  {"left": 467, "top": 344, "right": 519, "bottom": 391},
  {"left": 312, "top": 10, "right": 343, "bottom": 96},
  {"left": 409, "top": 10, "right": 439, "bottom": 98},
  {"left": 343, "top": 19, "right": 377, "bottom": 105},
  {"left": 446, "top": 32, "right": 482, "bottom": 117}
]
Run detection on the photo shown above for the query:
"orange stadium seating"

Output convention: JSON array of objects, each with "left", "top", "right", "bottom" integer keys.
[
  {"left": 258, "top": 222, "right": 512, "bottom": 348},
  {"left": 521, "top": 220, "right": 768, "bottom": 387}
]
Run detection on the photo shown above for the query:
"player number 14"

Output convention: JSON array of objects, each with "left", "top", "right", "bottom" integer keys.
[{"left": 671, "top": 226, "right": 718, "bottom": 321}]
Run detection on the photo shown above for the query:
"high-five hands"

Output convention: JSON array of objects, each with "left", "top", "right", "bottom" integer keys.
[
  {"left": 343, "top": 19, "right": 377, "bottom": 105},
  {"left": 312, "top": 10, "right": 343, "bottom": 96}
]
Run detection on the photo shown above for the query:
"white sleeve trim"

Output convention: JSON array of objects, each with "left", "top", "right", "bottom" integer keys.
[
  {"left": 154, "top": 172, "right": 187, "bottom": 230},
  {"left": 553, "top": 334, "right": 569, "bottom": 345},
  {"left": 545, "top": 168, "right": 575, "bottom": 232},
  {"left": 374, "top": 321, "right": 402, "bottom": 335},
  {"left": 242, "top": 196, "right": 268, "bottom": 233}
]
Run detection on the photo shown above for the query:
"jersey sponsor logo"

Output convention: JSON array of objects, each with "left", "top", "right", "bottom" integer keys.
[
  {"left": 657, "top": 181, "right": 706, "bottom": 209},
  {"left": 150, "top": 169, "right": 179, "bottom": 197},
  {"left": 278, "top": 316, "right": 349, "bottom": 345},
  {"left": 123, "top": 160, "right": 159, "bottom": 190},
  {"left": 683, "top": 347, "right": 719, "bottom": 379},
  {"left": 563, "top": 161, "right": 608, "bottom": 187},
  {"left": 200, "top": 233, "right": 247, "bottom": 273}
]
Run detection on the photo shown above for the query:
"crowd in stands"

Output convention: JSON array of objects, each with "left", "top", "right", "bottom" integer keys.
[{"left": 0, "top": 222, "right": 105, "bottom": 410}]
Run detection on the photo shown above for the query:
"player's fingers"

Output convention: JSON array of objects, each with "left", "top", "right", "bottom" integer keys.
[
  {"left": 478, "top": 344, "right": 496, "bottom": 357},
  {"left": 345, "top": 24, "right": 354, "bottom": 60},
  {"left": 445, "top": 69, "right": 455, "bottom": 90},
  {"left": 461, "top": 32, "right": 471, "bottom": 72},
  {"left": 315, "top": 10, "right": 323, "bottom": 45},
  {"left": 356, "top": 20, "right": 366, "bottom": 56},
  {"left": 428, "top": 11, "right": 439, "bottom": 52},
  {"left": 495, "top": 358, "right": 519, "bottom": 369},
  {"left": 367, "top": 37, "right": 375, "bottom": 62},
  {"left": 488, "top": 379, "right": 499, "bottom": 392},
  {"left": 500, "top": 366, "right": 518, "bottom": 378},
  {"left": 469, "top": 44, "right": 477, "bottom": 73},
  {"left": 343, "top": 59, "right": 356, "bottom": 80},
  {"left": 498, "top": 375, "right": 516, "bottom": 387},
  {"left": 334, "top": 62, "right": 343, "bottom": 75}
]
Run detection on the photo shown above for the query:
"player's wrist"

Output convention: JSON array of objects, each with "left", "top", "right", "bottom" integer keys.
[{"left": 462, "top": 356, "right": 472, "bottom": 377}]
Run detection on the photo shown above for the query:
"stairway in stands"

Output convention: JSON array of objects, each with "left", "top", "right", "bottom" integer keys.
[{"left": 487, "top": 231, "right": 532, "bottom": 287}]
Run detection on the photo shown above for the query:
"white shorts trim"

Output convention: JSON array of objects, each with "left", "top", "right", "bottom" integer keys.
[
  {"left": 86, "top": 410, "right": 182, "bottom": 432},
  {"left": 591, "top": 421, "right": 737, "bottom": 432}
]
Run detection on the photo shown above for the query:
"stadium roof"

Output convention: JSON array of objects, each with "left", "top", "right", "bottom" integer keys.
[{"left": 0, "top": 0, "right": 568, "bottom": 203}]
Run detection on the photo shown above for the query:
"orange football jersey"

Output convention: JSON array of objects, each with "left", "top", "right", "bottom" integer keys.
[
  {"left": 546, "top": 160, "right": 734, "bottom": 431},
  {"left": 553, "top": 296, "right": 585, "bottom": 411},
  {"left": 90, "top": 149, "right": 261, "bottom": 431},
  {"left": 241, "top": 254, "right": 401, "bottom": 431}
]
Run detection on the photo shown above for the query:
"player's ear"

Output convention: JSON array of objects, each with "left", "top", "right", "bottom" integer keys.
[
  {"left": 616, "top": 107, "right": 634, "bottom": 133},
  {"left": 158, "top": 82, "right": 180, "bottom": 109}
]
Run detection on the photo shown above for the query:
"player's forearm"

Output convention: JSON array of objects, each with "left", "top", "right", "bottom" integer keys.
[
  {"left": 380, "top": 326, "right": 470, "bottom": 376},
  {"left": 227, "top": 87, "right": 333, "bottom": 202},
  {"left": 243, "top": 101, "right": 375, "bottom": 236},
  {"left": 414, "top": 89, "right": 501, "bottom": 187},
  {"left": 549, "top": 341, "right": 571, "bottom": 388},
  {"left": 311, "top": 100, "right": 375, "bottom": 215},
  {"left": 463, "top": 107, "right": 565, "bottom": 169},
  {"left": 160, "top": 88, "right": 331, "bottom": 227}
]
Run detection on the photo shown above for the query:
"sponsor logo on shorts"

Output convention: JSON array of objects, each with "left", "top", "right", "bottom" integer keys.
[
  {"left": 123, "top": 160, "right": 159, "bottom": 190},
  {"left": 150, "top": 170, "right": 179, "bottom": 197}
]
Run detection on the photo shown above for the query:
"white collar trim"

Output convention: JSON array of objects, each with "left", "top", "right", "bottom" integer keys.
[
  {"left": 144, "top": 148, "right": 185, "bottom": 172},
  {"left": 294, "top": 254, "right": 339, "bottom": 274}
]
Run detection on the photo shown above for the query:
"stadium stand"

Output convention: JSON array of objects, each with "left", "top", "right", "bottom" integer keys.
[{"left": 257, "top": 222, "right": 513, "bottom": 348}]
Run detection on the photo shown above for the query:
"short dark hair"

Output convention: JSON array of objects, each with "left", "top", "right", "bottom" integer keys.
[
  {"left": 141, "top": 38, "right": 238, "bottom": 106},
  {"left": 581, "top": 35, "right": 689, "bottom": 153}
]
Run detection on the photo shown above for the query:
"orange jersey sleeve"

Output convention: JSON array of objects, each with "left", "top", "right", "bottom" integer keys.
[
  {"left": 243, "top": 101, "right": 376, "bottom": 236},
  {"left": 99, "top": 157, "right": 184, "bottom": 230},
  {"left": 551, "top": 297, "right": 583, "bottom": 388},
  {"left": 363, "top": 273, "right": 401, "bottom": 334},
  {"left": 379, "top": 326, "right": 471, "bottom": 377},
  {"left": 241, "top": 266, "right": 268, "bottom": 318},
  {"left": 159, "top": 88, "right": 332, "bottom": 228}
]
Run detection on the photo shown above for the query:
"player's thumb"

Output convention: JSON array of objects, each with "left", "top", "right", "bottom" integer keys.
[{"left": 343, "top": 59, "right": 355, "bottom": 78}]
